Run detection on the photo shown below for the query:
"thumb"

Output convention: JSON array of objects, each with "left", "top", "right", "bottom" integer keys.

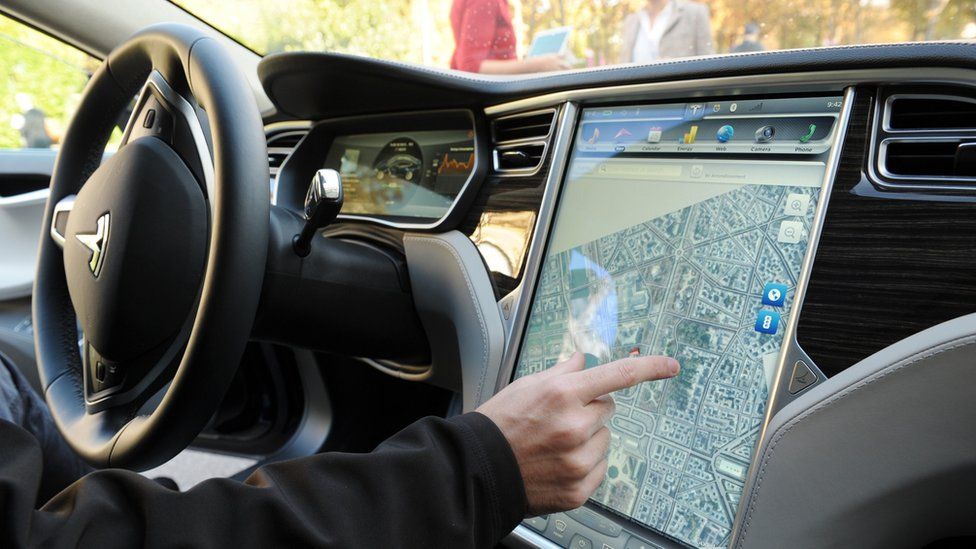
[{"left": 540, "top": 351, "right": 586, "bottom": 378}]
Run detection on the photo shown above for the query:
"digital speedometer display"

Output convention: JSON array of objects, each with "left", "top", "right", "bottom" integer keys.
[{"left": 323, "top": 130, "right": 475, "bottom": 221}]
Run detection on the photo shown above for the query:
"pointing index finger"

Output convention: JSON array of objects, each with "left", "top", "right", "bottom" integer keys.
[{"left": 569, "top": 356, "right": 679, "bottom": 404}]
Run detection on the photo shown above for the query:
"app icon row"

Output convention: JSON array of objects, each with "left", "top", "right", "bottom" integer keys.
[{"left": 645, "top": 123, "right": 816, "bottom": 145}]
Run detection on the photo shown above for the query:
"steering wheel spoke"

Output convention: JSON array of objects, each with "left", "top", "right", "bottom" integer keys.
[
  {"left": 82, "top": 341, "right": 126, "bottom": 400},
  {"left": 121, "top": 71, "right": 215, "bottom": 205},
  {"left": 81, "top": 331, "right": 186, "bottom": 414},
  {"left": 49, "top": 194, "right": 76, "bottom": 248}
]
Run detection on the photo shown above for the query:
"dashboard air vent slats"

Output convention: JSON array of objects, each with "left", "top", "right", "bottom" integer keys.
[
  {"left": 883, "top": 140, "right": 965, "bottom": 177},
  {"left": 887, "top": 96, "right": 976, "bottom": 131},
  {"left": 491, "top": 108, "right": 557, "bottom": 174},
  {"left": 874, "top": 91, "right": 976, "bottom": 188},
  {"left": 266, "top": 129, "right": 308, "bottom": 177},
  {"left": 496, "top": 143, "right": 546, "bottom": 170},
  {"left": 492, "top": 111, "right": 556, "bottom": 142}
]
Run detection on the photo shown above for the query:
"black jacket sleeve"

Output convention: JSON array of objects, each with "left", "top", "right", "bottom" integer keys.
[{"left": 0, "top": 412, "right": 527, "bottom": 548}]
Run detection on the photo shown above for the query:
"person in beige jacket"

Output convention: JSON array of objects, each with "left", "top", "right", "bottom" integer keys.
[{"left": 619, "top": 0, "right": 714, "bottom": 64}]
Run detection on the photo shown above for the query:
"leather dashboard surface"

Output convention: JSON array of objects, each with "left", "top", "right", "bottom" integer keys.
[{"left": 258, "top": 41, "right": 976, "bottom": 119}]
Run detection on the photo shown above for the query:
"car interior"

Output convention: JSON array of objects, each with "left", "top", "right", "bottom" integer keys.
[{"left": 2, "top": 0, "right": 976, "bottom": 548}]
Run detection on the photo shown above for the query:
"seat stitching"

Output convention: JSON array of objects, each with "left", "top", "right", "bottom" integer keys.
[
  {"left": 406, "top": 235, "right": 491, "bottom": 404},
  {"left": 736, "top": 335, "right": 976, "bottom": 547}
]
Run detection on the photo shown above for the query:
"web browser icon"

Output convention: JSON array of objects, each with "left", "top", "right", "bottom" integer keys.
[{"left": 716, "top": 125, "right": 734, "bottom": 143}]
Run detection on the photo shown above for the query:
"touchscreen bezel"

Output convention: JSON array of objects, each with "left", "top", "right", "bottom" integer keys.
[
  {"left": 275, "top": 109, "right": 487, "bottom": 231},
  {"left": 496, "top": 90, "right": 855, "bottom": 547}
]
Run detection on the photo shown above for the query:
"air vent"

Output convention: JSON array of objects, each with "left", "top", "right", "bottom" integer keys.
[
  {"left": 886, "top": 95, "right": 976, "bottom": 131},
  {"left": 876, "top": 91, "right": 976, "bottom": 187},
  {"left": 266, "top": 129, "right": 308, "bottom": 178},
  {"left": 492, "top": 110, "right": 556, "bottom": 142},
  {"left": 882, "top": 139, "right": 976, "bottom": 179},
  {"left": 491, "top": 109, "right": 556, "bottom": 174}
]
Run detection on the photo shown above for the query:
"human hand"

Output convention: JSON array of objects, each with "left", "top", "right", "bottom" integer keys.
[
  {"left": 526, "top": 53, "right": 571, "bottom": 73},
  {"left": 477, "top": 352, "right": 679, "bottom": 515}
]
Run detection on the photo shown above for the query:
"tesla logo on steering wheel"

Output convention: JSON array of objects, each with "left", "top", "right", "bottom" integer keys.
[{"left": 76, "top": 212, "right": 110, "bottom": 278}]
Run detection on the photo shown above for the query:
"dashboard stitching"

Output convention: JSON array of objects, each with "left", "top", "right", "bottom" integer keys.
[
  {"left": 405, "top": 235, "right": 490, "bottom": 404},
  {"left": 736, "top": 334, "right": 976, "bottom": 546}
]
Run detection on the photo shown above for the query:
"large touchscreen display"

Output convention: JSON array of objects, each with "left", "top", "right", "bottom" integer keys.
[
  {"left": 323, "top": 129, "right": 475, "bottom": 221},
  {"left": 513, "top": 97, "right": 841, "bottom": 547}
]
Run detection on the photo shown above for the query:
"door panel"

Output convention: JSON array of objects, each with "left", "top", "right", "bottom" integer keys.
[{"left": 0, "top": 149, "right": 56, "bottom": 300}]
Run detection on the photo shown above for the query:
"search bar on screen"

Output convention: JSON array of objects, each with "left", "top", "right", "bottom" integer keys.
[{"left": 593, "top": 163, "right": 684, "bottom": 178}]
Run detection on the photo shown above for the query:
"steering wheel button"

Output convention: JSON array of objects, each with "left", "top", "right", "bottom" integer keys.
[
  {"left": 95, "top": 361, "right": 106, "bottom": 383},
  {"left": 143, "top": 109, "right": 156, "bottom": 129}
]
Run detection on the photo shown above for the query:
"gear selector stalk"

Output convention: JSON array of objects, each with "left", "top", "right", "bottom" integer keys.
[{"left": 293, "top": 168, "right": 344, "bottom": 257}]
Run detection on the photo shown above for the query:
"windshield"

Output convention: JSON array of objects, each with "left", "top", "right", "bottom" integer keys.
[{"left": 174, "top": 0, "right": 976, "bottom": 74}]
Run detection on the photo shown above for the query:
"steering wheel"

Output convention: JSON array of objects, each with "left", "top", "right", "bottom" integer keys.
[{"left": 33, "top": 24, "right": 269, "bottom": 470}]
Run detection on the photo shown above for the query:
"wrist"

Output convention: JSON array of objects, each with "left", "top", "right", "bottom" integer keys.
[{"left": 452, "top": 413, "right": 528, "bottom": 528}]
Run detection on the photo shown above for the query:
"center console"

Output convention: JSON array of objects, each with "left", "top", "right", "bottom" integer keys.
[{"left": 505, "top": 94, "right": 850, "bottom": 548}]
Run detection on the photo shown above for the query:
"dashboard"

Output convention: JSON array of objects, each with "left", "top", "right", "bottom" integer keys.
[{"left": 263, "top": 44, "right": 976, "bottom": 549}]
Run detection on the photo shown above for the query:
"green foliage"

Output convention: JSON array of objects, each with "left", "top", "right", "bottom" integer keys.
[
  {"left": 176, "top": 0, "right": 458, "bottom": 65},
  {"left": 0, "top": 14, "right": 96, "bottom": 149},
  {"left": 2, "top": 0, "right": 974, "bottom": 150}
]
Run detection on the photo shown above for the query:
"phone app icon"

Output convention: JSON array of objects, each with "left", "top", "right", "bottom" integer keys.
[
  {"left": 799, "top": 124, "right": 817, "bottom": 143},
  {"left": 761, "top": 282, "right": 788, "bottom": 307},
  {"left": 754, "top": 310, "right": 781, "bottom": 335}
]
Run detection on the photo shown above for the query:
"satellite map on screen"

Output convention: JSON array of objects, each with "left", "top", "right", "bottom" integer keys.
[{"left": 514, "top": 180, "right": 821, "bottom": 547}]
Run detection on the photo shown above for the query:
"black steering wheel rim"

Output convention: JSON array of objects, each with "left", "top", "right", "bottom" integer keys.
[{"left": 33, "top": 23, "right": 269, "bottom": 470}]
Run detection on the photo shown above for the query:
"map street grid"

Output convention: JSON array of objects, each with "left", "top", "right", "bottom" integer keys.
[{"left": 515, "top": 183, "right": 819, "bottom": 548}]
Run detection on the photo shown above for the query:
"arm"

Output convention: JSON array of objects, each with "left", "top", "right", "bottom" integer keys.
[
  {"left": 478, "top": 55, "right": 568, "bottom": 75},
  {"left": 4, "top": 413, "right": 526, "bottom": 548},
  {"left": 453, "top": 0, "right": 566, "bottom": 74},
  {"left": 5, "top": 354, "right": 677, "bottom": 546}
]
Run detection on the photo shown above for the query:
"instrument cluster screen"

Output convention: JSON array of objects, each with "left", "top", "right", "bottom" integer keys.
[{"left": 323, "top": 129, "right": 475, "bottom": 221}]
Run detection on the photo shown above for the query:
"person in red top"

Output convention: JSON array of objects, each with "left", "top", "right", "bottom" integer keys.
[{"left": 450, "top": 0, "right": 568, "bottom": 74}]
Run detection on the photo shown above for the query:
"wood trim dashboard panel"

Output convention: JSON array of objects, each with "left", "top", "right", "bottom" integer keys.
[
  {"left": 458, "top": 149, "right": 553, "bottom": 297},
  {"left": 796, "top": 89, "right": 976, "bottom": 377}
]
